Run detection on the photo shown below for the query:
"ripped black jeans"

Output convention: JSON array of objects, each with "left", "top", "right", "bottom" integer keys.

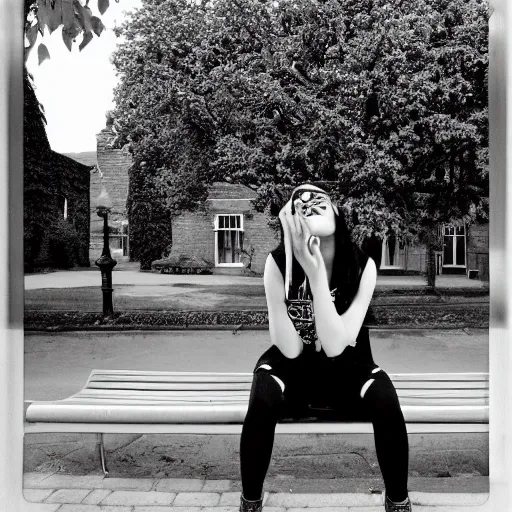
[{"left": 240, "top": 344, "right": 409, "bottom": 502}]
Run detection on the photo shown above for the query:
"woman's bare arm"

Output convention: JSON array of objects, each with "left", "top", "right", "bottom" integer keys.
[
  {"left": 309, "top": 257, "right": 377, "bottom": 358},
  {"left": 264, "top": 253, "right": 304, "bottom": 359}
]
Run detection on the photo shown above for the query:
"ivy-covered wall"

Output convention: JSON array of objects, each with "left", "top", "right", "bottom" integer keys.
[
  {"left": 24, "top": 148, "right": 92, "bottom": 271},
  {"left": 24, "top": 69, "right": 92, "bottom": 272}
]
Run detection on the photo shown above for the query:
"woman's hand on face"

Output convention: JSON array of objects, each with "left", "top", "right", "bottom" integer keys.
[{"left": 285, "top": 206, "right": 326, "bottom": 285}]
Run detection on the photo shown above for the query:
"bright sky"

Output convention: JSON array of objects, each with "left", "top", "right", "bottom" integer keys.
[{"left": 26, "top": 0, "right": 142, "bottom": 154}]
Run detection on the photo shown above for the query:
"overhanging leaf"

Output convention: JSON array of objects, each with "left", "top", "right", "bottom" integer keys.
[
  {"left": 62, "top": 0, "right": 75, "bottom": 29},
  {"left": 90, "top": 16, "right": 105, "bottom": 37},
  {"left": 98, "top": 0, "right": 109, "bottom": 15},
  {"left": 66, "top": 18, "right": 82, "bottom": 41},
  {"left": 73, "top": 0, "right": 93, "bottom": 32},
  {"left": 37, "top": 43, "right": 50, "bottom": 64},
  {"left": 47, "top": 0, "right": 63, "bottom": 34},
  {"left": 36, "top": 0, "right": 50, "bottom": 33},
  {"left": 79, "top": 30, "right": 93, "bottom": 51},
  {"left": 62, "top": 28, "right": 73, "bottom": 51},
  {"left": 26, "top": 23, "right": 39, "bottom": 48}
]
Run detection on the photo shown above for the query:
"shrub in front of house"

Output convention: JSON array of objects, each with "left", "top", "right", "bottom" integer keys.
[
  {"left": 152, "top": 254, "right": 213, "bottom": 274},
  {"left": 47, "top": 218, "right": 81, "bottom": 269}
]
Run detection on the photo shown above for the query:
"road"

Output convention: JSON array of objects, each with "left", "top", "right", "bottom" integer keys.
[{"left": 24, "top": 328, "right": 489, "bottom": 402}]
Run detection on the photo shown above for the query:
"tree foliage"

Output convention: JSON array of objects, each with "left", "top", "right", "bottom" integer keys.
[
  {"left": 24, "top": 0, "right": 109, "bottom": 64},
  {"left": 111, "top": 0, "right": 489, "bottom": 275}
]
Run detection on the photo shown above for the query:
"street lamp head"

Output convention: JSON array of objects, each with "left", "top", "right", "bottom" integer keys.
[{"left": 96, "top": 186, "right": 112, "bottom": 217}]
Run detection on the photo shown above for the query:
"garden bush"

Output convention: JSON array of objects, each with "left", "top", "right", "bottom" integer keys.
[{"left": 48, "top": 218, "right": 81, "bottom": 269}]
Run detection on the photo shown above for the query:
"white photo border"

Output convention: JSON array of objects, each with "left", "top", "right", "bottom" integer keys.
[{"left": 1, "top": 0, "right": 511, "bottom": 509}]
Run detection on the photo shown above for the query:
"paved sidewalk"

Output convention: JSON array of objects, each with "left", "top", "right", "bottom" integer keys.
[
  {"left": 25, "top": 269, "right": 487, "bottom": 291},
  {"left": 23, "top": 473, "right": 489, "bottom": 511}
]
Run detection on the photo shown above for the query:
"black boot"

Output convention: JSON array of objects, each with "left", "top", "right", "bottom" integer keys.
[
  {"left": 384, "top": 495, "right": 412, "bottom": 512},
  {"left": 239, "top": 494, "right": 263, "bottom": 512}
]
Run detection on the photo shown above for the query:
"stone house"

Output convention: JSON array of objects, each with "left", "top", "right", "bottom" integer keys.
[
  {"left": 378, "top": 221, "right": 489, "bottom": 279},
  {"left": 167, "top": 182, "right": 279, "bottom": 274}
]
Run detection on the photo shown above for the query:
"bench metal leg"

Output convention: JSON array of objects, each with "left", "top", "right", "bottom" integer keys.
[{"left": 96, "top": 433, "right": 109, "bottom": 477}]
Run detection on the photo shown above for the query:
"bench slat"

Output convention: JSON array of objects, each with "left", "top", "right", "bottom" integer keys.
[
  {"left": 85, "top": 383, "right": 488, "bottom": 396},
  {"left": 88, "top": 375, "right": 255, "bottom": 384},
  {"left": 72, "top": 389, "right": 489, "bottom": 403},
  {"left": 391, "top": 381, "right": 488, "bottom": 389},
  {"left": 25, "top": 402, "right": 489, "bottom": 424},
  {"left": 89, "top": 371, "right": 255, "bottom": 376},
  {"left": 87, "top": 370, "right": 489, "bottom": 382},
  {"left": 70, "top": 394, "right": 488, "bottom": 405},
  {"left": 69, "top": 392, "right": 489, "bottom": 404},
  {"left": 73, "top": 389, "right": 252, "bottom": 398},
  {"left": 396, "top": 389, "right": 488, "bottom": 398},
  {"left": 24, "top": 422, "right": 490, "bottom": 435},
  {"left": 87, "top": 382, "right": 253, "bottom": 391},
  {"left": 86, "top": 379, "right": 488, "bottom": 391}
]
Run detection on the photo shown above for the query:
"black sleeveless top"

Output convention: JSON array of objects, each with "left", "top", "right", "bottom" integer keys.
[{"left": 270, "top": 247, "right": 375, "bottom": 367}]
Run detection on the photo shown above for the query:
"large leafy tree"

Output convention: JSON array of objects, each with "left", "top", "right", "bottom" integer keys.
[{"left": 111, "top": 0, "right": 488, "bottom": 282}]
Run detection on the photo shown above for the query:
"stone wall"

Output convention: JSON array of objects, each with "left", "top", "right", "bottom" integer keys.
[
  {"left": 170, "top": 213, "right": 216, "bottom": 264},
  {"left": 466, "top": 222, "right": 489, "bottom": 280},
  {"left": 24, "top": 149, "right": 91, "bottom": 270},
  {"left": 405, "top": 244, "right": 427, "bottom": 273}
]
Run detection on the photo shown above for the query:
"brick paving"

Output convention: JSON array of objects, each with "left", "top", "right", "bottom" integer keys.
[{"left": 22, "top": 473, "right": 489, "bottom": 511}]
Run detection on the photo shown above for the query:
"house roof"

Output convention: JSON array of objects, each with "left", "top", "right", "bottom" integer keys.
[
  {"left": 63, "top": 151, "right": 97, "bottom": 167},
  {"left": 207, "top": 182, "right": 257, "bottom": 200},
  {"left": 52, "top": 151, "right": 95, "bottom": 172}
]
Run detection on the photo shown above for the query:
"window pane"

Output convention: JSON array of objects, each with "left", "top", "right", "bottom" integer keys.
[
  {"left": 231, "top": 216, "right": 236, "bottom": 228},
  {"left": 443, "top": 236, "right": 454, "bottom": 265},
  {"left": 230, "top": 231, "right": 237, "bottom": 262},
  {"left": 219, "top": 216, "right": 224, "bottom": 229},
  {"left": 236, "top": 216, "right": 240, "bottom": 229},
  {"left": 218, "top": 230, "right": 229, "bottom": 263},
  {"left": 387, "top": 235, "right": 397, "bottom": 266},
  {"left": 455, "top": 236, "right": 466, "bottom": 265},
  {"left": 456, "top": 226, "right": 465, "bottom": 236}
]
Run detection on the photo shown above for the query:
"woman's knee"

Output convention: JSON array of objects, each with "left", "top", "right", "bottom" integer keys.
[
  {"left": 361, "top": 373, "right": 401, "bottom": 412},
  {"left": 247, "top": 367, "right": 285, "bottom": 417},
  {"left": 256, "top": 365, "right": 285, "bottom": 393}
]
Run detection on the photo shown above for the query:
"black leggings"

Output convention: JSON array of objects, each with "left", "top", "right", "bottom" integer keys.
[{"left": 240, "top": 369, "right": 409, "bottom": 502}]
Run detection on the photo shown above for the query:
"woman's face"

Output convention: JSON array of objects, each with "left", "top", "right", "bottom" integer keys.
[{"left": 291, "top": 185, "right": 336, "bottom": 238}]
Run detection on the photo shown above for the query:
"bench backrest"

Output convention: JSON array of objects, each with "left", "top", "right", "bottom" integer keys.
[{"left": 81, "top": 370, "right": 489, "bottom": 408}]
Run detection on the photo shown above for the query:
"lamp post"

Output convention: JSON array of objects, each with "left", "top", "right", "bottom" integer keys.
[{"left": 95, "top": 187, "right": 117, "bottom": 317}]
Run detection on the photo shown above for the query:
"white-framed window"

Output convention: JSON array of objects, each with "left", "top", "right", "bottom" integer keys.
[
  {"left": 380, "top": 233, "right": 404, "bottom": 269},
  {"left": 214, "top": 214, "right": 244, "bottom": 266},
  {"left": 442, "top": 224, "right": 466, "bottom": 267}
]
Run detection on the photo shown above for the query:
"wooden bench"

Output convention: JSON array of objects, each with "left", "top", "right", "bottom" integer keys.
[{"left": 25, "top": 370, "right": 489, "bottom": 476}]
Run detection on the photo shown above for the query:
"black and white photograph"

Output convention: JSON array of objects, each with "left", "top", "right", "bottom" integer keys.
[{"left": 8, "top": 0, "right": 501, "bottom": 510}]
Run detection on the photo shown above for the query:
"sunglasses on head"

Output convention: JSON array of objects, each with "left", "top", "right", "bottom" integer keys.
[{"left": 290, "top": 187, "right": 332, "bottom": 215}]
